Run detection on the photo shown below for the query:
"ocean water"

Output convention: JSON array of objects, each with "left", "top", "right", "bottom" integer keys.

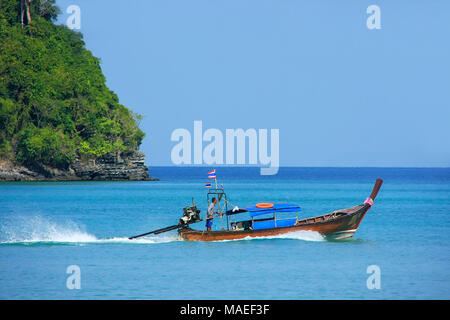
[{"left": 0, "top": 167, "right": 449, "bottom": 299}]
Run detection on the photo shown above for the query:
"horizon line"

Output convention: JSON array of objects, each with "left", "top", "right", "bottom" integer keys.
[{"left": 147, "top": 165, "right": 450, "bottom": 169}]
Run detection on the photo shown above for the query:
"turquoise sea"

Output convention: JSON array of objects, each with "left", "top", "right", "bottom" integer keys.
[{"left": 0, "top": 167, "right": 449, "bottom": 299}]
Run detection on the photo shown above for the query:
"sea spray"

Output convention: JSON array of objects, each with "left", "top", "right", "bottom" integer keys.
[
  {"left": 0, "top": 215, "right": 97, "bottom": 244},
  {"left": 0, "top": 214, "right": 183, "bottom": 245}
]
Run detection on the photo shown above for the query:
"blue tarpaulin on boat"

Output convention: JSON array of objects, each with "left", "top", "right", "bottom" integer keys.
[
  {"left": 274, "top": 218, "right": 297, "bottom": 228},
  {"left": 253, "top": 219, "right": 276, "bottom": 230},
  {"left": 244, "top": 203, "right": 301, "bottom": 217},
  {"left": 252, "top": 218, "right": 297, "bottom": 230}
]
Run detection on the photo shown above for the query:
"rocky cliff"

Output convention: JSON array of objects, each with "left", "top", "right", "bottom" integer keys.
[{"left": 0, "top": 151, "right": 156, "bottom": 181}]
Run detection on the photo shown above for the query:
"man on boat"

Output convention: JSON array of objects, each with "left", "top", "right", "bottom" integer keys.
[{"left": 206, "top": 197, "right": 217, "bottom": 231}]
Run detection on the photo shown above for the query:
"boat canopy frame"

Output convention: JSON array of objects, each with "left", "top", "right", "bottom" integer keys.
[
  {"left": 207, "top": 188, "right": 230, "bottom": 230},
  {"left": 206, "top": 189, "right": 302, "bottom": 232},
  {"left": 225, "top": 203, "right": 302, "bottom": 231}
]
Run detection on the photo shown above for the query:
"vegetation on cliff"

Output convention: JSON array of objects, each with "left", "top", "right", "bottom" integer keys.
[{"left": 0, "top": 0, "right": 145, "bottom": 170}]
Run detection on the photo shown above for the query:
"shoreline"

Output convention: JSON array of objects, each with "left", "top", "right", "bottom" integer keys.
[{"left": 0, "top": 151, "right": 158, "bottom": 182}]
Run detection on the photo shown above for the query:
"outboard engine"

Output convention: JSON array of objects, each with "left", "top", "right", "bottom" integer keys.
[{"left": 178, "top": 205, "right": 201, "bottom": 226}]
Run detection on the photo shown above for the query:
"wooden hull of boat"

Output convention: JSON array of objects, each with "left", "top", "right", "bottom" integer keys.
[{"left": 178, "top": 203, "right": 371, "bottom": 241}]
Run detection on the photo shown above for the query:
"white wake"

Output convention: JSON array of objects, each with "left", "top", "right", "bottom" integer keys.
[
  {"left": 0, "top": 215, "right": 180, "bottom": 245},
  {"left": 213, "top": 230, "right": 325, "bottom": 242}
]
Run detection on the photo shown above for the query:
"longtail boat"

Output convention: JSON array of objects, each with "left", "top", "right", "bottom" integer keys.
[
  {"left": 129, "top": 178, "right": 383, "bottom": 242},
  {"left": 178, "top": 178, "right": 383, "bottom": 241}
]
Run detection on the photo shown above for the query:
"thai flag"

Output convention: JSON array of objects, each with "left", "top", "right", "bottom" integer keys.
[
  {"left": 205, "top": 183, "right": 211, "bottom": 188},
  {"left": 208, "top": 169, "right": 216, "bottom": 179}
]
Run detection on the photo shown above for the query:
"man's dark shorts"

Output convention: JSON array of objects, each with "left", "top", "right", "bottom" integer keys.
[{"left": 206, "top": 219, "right": 213, "bottom": 228}]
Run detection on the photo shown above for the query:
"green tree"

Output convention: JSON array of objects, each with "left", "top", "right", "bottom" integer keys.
[{"left": 0, "top": 0, "right": 146, "bottom": 169}]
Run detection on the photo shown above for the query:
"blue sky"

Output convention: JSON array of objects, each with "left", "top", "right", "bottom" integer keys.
[{"left": 56, "top": 0, "right": 449, "bottom": 167}]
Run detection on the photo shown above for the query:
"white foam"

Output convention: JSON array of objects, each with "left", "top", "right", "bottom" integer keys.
[
  {"left": 267, "top": 230, "right": 325, "bottom": 241},
  {"left": 0, "top": 215, "right": 180, "bottom": 245},
  {"left": 94, "top": 235, "right": 181, "bottom": 244},
  {"left": 1, "top": 215, "right": 93, "bottom": 244},
  {"left": 212, "top": 230, "right": 325, "bottom": 242}
]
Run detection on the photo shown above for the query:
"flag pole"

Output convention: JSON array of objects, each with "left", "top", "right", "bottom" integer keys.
[
  {"left": 214, "top": 169, "right": 218, "bottom": 189},
  {"left": 213, "top": 169, "right": 224, "bottom": 228}
]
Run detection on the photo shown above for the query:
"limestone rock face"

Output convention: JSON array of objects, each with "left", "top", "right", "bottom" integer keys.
[
  {"left": 72, "top": 151, "right": 152, "bottom": 181},
  {"left": 0, "top": 151, "right": 156, "bottom": 181}
]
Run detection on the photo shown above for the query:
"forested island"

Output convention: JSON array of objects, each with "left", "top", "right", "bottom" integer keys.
[{"left": 0, "top": 0, "right": 154, "bottom": 181}]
